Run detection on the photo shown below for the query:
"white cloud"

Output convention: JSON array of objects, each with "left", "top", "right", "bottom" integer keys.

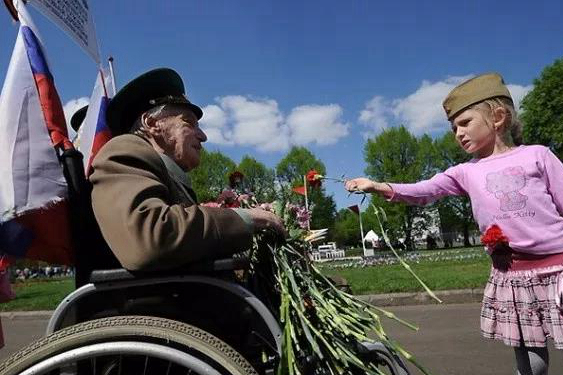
[
  {"left": 63, "top": 97, "right": 89, "bottom": 138},
  {"left": 359, "top": 75, "right": 533, "bottom": 137},
  {"left": 507, "top": 84, "right": 533, "bottom": 111},
  {"left": 201, "top": 104, "right": 227, "bottom": 128},
  {"left": 200, "top": 95, "right": 348, "bottom": 152},
  {"left": 287, "top": 104, "right": 349, "bottom": 146},
  {"left": 358, "top": 96, "right": 390, "bottom": 137},
  {"left": 200, "top": 104, "right": 233, "bottom": 145}
]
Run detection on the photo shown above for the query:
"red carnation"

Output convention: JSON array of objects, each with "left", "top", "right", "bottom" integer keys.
[
  {"left": 306, "top": 169, "right": 322, "bottom": 189},
  {"left": 480, "top": 224, "right": 509, "bottom": 252},
  {"left": 229, "top": 171, "right": 244, "bottom": 189}
]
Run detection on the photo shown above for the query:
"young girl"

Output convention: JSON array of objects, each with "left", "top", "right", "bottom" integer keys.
[{"left": 345, "top": 73, "right": 563, "bottom": 375}]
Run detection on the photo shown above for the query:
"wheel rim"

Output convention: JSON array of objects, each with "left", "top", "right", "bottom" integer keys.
[{"left": 20, "top": 341, "right": 223, "bottom": 375}]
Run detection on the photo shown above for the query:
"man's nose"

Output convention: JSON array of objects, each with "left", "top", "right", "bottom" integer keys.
[{"left": 197, "top": 127, "right": 207, "bottom": 142}]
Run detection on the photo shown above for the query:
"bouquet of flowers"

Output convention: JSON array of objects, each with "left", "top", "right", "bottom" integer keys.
[{"left": 203, "top": 171, "right": 435, "bottom": 375}]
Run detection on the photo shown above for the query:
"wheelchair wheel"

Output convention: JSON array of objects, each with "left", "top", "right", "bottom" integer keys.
[
  {"left": 369, "top": 348, "right": 409, "bottom": 375},
  {"left": 0, "top": 316, "right": 258, "bottom": 375}
]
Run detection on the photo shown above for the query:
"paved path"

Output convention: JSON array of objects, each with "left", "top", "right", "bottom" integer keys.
[
  {"left": 1, "top": 316, "right": 48, "bottom": 362},
  {"left": 1, "top": 303, "right": 562, "bottom": 374}
]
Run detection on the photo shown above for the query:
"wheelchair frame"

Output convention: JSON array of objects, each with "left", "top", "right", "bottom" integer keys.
[{"left": 0, "top": 149, "right": 412, "bottom": 375}]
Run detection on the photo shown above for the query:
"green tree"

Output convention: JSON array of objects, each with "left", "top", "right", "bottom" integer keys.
[
  {"left": 237, "top": 155, "right": 277, "bottom": 202},
  {"left": 521, "top": 58, "right": 563, "bottom": 158},
  {"left": 310, "top": 191, "right": 337, "bottom": 232},
  {"left": 189, "top": 149, "right": 236, "bottom": 202},
  {"left": 276, "top": 146, "right": 326, "bottom": 187},
  {"left": 276, "top": 147, "right": 335, "bottom": 230},
  {"left": 433, "top": 132, "right": 476, "bottom": 247},
  {"left": 332, "top": 209, "right": 362, "bottom": 247},
  {"left": 364, "top": 126, "right": 435, "bottom": 250}
]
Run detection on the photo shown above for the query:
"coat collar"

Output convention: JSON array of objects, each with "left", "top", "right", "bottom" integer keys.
[{"left": 158, "top": 153, "right": 197, "bottom": 204}]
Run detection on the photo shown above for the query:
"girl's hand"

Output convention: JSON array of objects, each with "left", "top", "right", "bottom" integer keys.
[{"left": 344, "top": 178, "right": 377, "bottom": 193}]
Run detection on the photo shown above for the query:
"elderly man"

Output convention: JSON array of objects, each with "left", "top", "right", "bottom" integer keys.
[{"left": 90, "top": 68, "right": 284, "bottom": 271}]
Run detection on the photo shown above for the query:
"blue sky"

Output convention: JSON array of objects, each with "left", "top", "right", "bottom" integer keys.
[{"left": 1, "top": 0, "right": 562, "bottom": 210}]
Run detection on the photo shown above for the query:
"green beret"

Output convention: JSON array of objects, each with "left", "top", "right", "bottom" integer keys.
[
  {"left": 106, "top": 68, "right": 203, "bottom": 135},
  {"left": 442, "top": 73, "right": 513, "bottom": 120},
  {"left": 70, "top": 105, "right": 88, "bottom": 132}
]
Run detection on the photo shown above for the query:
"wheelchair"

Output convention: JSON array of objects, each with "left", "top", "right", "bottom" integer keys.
[{"left": 0, "top": 150, "right": 411, "bottom": 375}]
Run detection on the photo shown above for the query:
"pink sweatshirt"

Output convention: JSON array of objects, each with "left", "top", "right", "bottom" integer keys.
[{"left": 388, "top": 145, "right": 563, "bottom": 255}]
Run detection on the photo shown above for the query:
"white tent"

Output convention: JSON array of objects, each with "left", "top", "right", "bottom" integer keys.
[{"left": 364, "top": 230, "right": 379, "bottom": 243}]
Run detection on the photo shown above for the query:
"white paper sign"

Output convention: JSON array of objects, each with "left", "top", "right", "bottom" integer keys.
[{"left": 29, "top": 0, "right": 100, "bottom": 63}]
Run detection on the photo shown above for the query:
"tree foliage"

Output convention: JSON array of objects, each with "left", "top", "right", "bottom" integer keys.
[
  {"left": 190, "top": 148, "right": 236, "bottom": 202},
  {"left": 521, "top": 58, "right": 563, "bottom": 158},
  {"left": 276, "top": 146, "right": 335, "bottom": 231},
  {"left": 276, "top": 146, "right": 326, "bottom": 187},
  {"left": 332, "top": 209, "right": 362, "bottom": 247},
  {"left": 364, "top": 126, "right": 437, "bottom": 250},
  {"left": 237, "top": 155, "right": 277, "bottom": 202}
]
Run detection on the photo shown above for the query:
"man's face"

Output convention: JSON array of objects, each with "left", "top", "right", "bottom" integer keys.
[{"left": 156, "top": 107, "right": 207, "bottom": 171}]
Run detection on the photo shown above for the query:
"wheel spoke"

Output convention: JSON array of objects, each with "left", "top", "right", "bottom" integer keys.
[
  {"left": 8, "top": 316, "right": 257, "bottom": 375},
  {"left": 143, "top": 355, "right": 149, "bottom": 375}
]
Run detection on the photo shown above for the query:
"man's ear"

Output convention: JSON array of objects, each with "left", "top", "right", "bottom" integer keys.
[{"left": 142, "top": 113, "right": 161, "bottom": 137}]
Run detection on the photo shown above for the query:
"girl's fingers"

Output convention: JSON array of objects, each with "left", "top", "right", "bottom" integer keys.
[{"left": 344, "top": 179, "right": 357, "bottom": 191}]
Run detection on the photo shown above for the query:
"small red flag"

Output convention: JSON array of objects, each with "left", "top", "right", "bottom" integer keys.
[
  {"left": 292, "top": 186, "right": 306, "bottom": 196},
  {"left": 347, "top": 205, "right": 359, "bottom": 215}
]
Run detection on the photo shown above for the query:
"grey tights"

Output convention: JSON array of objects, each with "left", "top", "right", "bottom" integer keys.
[{"left": 514, "top": 346, "right": 549, "bottom": 375}]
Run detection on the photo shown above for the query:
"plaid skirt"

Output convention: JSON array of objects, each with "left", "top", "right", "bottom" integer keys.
[{"left": 481, "top": 265, "right": 563, "bottom": 348}]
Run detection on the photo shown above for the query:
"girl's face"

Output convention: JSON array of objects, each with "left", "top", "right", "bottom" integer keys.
[{"left": 450, "top": 108, "right": 496, "bottom": 158}]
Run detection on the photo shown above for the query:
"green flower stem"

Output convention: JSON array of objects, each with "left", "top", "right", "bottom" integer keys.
[
  {"left": 255, "top": 225, "right": 438, "bottom": 375},
  {"left": 373, "top": 205, "right": 443, "bottom": 304}
]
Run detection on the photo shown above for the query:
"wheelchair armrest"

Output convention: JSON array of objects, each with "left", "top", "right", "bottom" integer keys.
[
  {"left": 89, "top": 268, "right": 136, "bottom": 283},
  {"left": 89, "top": 257, "right": 250, "bottom": 283}
]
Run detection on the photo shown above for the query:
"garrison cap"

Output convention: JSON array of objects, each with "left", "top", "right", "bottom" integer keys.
[
  {"left": 106, "top": 68, "right": 203, "bottom": 135},
  {"left": 442, "top": 73, "right": 513, "bottom": 120}
]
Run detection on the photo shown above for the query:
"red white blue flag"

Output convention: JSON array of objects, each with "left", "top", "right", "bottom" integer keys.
[
  {"left": 0, "top": 4, "right": 73, "bottom": 265},
  {"left": 78, "top": 69, "right": 115, "bottom": 174}
]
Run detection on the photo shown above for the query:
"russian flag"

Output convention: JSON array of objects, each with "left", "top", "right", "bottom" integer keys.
[
  {"left": 78, "top": 69, "right": 115, "bottom": 174},
  {"left": 0, "top": 8, "right": 73, "bottom": 265}
]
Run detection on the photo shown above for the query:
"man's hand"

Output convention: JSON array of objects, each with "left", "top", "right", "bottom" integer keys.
[{"left": 246, "top": 208, "right": 287, "bottom": 237}]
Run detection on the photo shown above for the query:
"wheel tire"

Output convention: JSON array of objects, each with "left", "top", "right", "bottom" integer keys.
[{"left": 0, "top": 315, "right": 259, "bottom": 375}]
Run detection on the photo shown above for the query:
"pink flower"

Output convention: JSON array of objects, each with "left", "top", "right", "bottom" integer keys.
[
  {"left": 259, "top": 203, "right": 273, "bottom": 212},
  {"left": 200, "top": 202, "right": 221, "bottom": 208},
  {"left": 237, "top": 194, "right": 250, "bottom": 203}
]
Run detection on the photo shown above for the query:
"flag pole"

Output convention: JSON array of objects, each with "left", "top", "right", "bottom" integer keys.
[
  {"left": 98, "top": 69, "right": 108, "bottom": 99},
  {"left": 303, "top": 174, "right": 310, "bottom": 230},
  {"left": 3, "top": 0, "right": 18, "bottom": 21},
  {"left": 359, "top": 207, "right": 367, "bottom": 256},
  {"left": 108, "top": 56, "right": 117, "bottom": 91}
]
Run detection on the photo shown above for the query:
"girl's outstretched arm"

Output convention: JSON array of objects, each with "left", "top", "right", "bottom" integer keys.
[{"left": 345, "top": 178, "right": 394, "bottom": 199}]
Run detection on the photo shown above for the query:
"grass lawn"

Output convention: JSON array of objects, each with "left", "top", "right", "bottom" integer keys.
[
  {"left": 1, "top": 278, "right": 74, "bottom": 312},
  {"left": 2, "top": 252, "right": 493, "bottom": 311},
  {"left": 322, "top": 256, "right": 491, "bottom": 295}
]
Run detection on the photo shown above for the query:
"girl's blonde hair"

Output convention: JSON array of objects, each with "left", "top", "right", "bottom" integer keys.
[{"left": 470, "top": 97, "right": 523, "bottom": 146}]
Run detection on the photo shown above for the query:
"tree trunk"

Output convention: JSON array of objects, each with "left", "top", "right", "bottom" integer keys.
[{"left": 463, "top": 222, "right": 471, "bottom": 247}]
